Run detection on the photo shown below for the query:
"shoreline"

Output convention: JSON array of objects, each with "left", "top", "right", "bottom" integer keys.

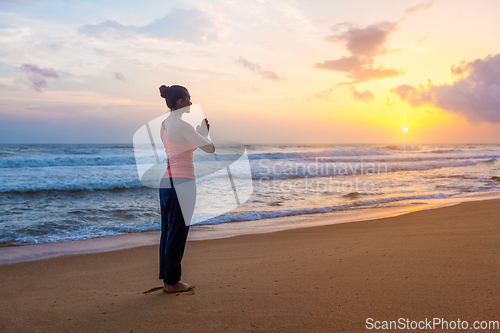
[
  {"left": 1, "top": 196, "right": 498, "bottom": 332},
  {"left": 2, "top": 190, "right": 500, "bottom": 265}
]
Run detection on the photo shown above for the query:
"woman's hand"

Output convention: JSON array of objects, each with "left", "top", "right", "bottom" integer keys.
[
  {"left": 196, "top": 118, "right": 210, "bottom": 138},
  {"left": 179, "top": 118, "right": 215, "bottom": 154}
]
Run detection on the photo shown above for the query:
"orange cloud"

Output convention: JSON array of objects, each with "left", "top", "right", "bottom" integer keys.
[
  {"left": 314, "top": 21, "right": 405, "bottom": 84},
  {"left": 349, "top": 87, "right": 374, "bottom": 102}
]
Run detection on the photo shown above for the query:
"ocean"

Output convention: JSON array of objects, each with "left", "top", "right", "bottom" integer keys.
[{"left": 1, "top": 143, "right": 499, "bottom": 246}]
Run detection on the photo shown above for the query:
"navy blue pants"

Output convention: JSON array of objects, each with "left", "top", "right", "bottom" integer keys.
[{"left": 159, "top": 178, "right": 193, "bottom": 285}]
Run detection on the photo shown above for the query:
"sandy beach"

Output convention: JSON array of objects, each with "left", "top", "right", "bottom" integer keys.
[{"left": 1, "top": 199, "right": 499, "bottom": 332}]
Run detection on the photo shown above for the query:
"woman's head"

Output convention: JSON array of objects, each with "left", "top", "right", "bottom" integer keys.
[{"left": 159, "top": 85, "right": 191, "bottom": 110}]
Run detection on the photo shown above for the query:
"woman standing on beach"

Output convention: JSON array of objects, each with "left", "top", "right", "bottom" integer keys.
[{"left": 158, "top": 85, "right": 215, "bottom": 293}]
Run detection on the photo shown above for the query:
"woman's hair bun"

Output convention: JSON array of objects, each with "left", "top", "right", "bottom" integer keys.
[
  {"left": 159, "top": 85, "right": 170, "bottom": 99},
  {"left": 159, "top": 84, "right": 189, "bottom": 109}
]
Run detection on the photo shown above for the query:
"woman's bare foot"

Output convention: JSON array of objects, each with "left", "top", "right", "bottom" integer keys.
[{"left": 163, "top": 281, "right": 194, "bottom": 293}]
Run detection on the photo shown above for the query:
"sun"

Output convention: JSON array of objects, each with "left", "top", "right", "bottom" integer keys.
[{"left": 384, "top": 104, "right": 428, "bottom": 151}]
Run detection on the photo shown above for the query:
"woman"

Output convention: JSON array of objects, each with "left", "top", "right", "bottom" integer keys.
[{"left": 158, "top": 85, "right": 215, "bottom": 293}]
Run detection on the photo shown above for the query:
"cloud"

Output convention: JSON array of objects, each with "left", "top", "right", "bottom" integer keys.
[
  {"left": 20, "top": 63, "right": 59, "bottom": 92},
  {"left": 389, "top": 82, "right": 434, "bottom": 107},
  {"left": 314, "top": 88, "right": 333, "bottom": 99},
  {"left": 404, "top": 0, "right": 440, "bottom": 15},
  {"left": 20, "top": 63, "right": 58, "bottom": 78},
  {"left": 237, "top": 57, "right": 281, "bottom": 80},
  {"left": 326, "top": 21, "right": 398, "bottom": 57},
  {"left": 349, "top": 87, "right": 374, "bottom": 102},
  {"left": 114, "top": 72, "right": 125, "bottom": 81},
  {"left": 450, "top": 60, "right": 468, "bottom": 76},
  {"left": 79, "top": 8, "right": 219, "bottom": 44},
  {"left": 389, "top": 54, "right": 500, "bottom": 123},
  {"left": 250, "top": 86, "right": 262, "bottom": 93},
  {"left": 315, "top": 21, "right": 405, "bottom": 84},
  {"left": 416, "top": 35, "right": 428, "bottom": 48}
]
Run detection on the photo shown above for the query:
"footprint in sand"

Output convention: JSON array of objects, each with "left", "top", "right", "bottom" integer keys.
[{"left": 143, "top": 287, "right": 163, "bottom": 294}]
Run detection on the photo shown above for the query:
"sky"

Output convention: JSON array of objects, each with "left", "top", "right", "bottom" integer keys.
[{"left": 0, "top": 0, "right": 499, "bottom": 144}]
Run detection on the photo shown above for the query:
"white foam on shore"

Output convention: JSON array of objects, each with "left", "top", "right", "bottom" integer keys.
[{"left": 2, "top": 191, "right": 499, "bottom": 265}]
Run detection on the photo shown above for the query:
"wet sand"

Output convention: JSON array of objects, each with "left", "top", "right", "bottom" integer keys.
[{"left": 1, "top": 199, "right": 499, "bottom": 332}]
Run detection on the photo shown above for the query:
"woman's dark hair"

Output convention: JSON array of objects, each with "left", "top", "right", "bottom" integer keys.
[{"left": 159, "top": 85, "right": 189, "bottom": 110}]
